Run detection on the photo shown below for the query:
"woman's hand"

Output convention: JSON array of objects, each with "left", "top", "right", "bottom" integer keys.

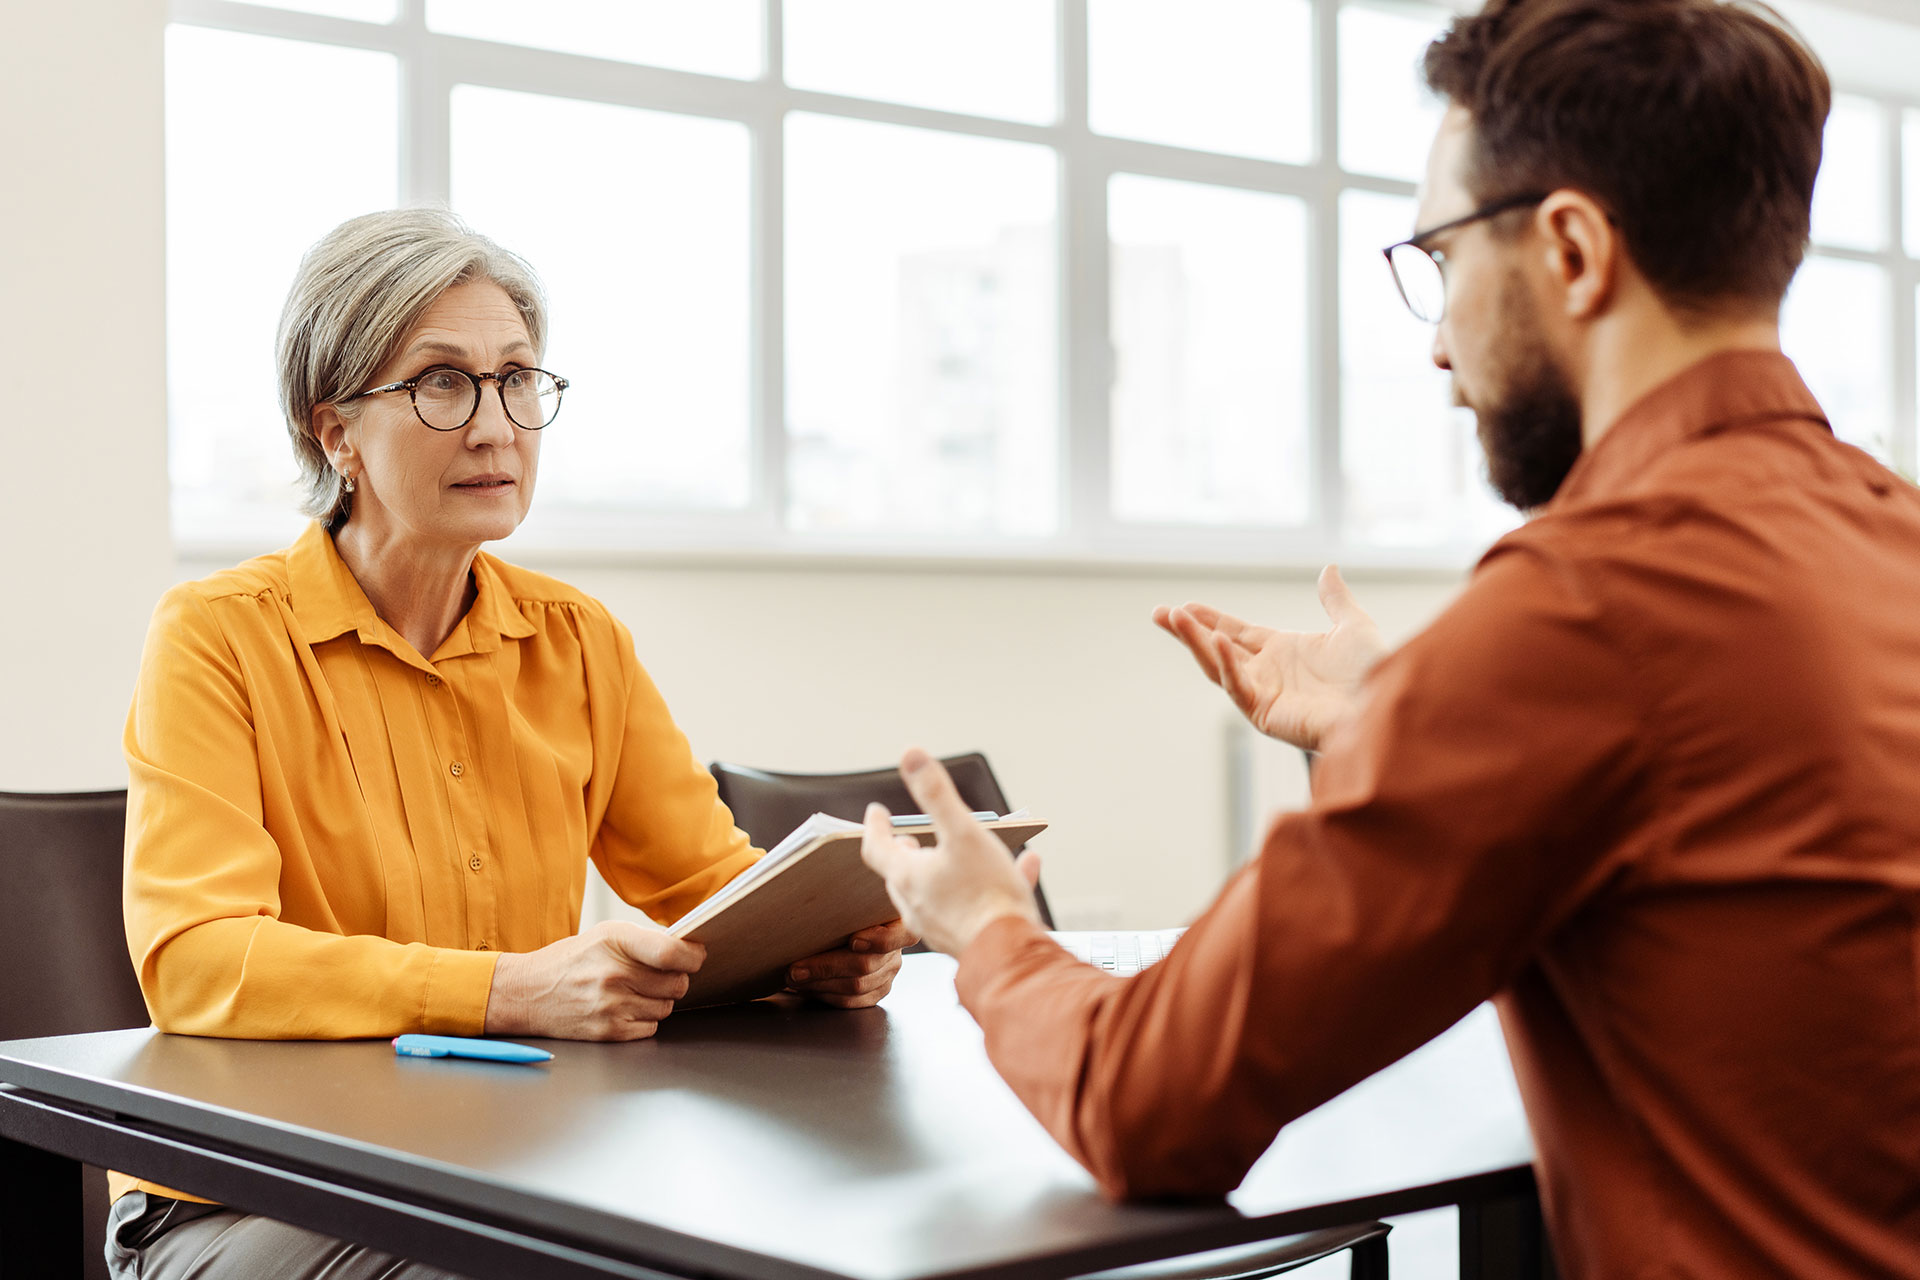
[
  {"left": 484, "top": 921, "right": 706, "bottom": 1041},
  {"left": 1152, "top": 565, "right": 1387, "bottom": 752},
  {"left": 786, "top": 919, "right": 918, "bottom": 1009}
]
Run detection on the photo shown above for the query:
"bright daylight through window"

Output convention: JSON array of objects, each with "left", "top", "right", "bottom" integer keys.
[{"left": 165, "top": 0, "right": 1920, "bottom": 561}]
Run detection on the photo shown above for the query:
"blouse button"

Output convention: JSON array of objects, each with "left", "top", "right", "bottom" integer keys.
[
  {"left": 425, "top": 673, "right": 441, "bottom": 687},
  {"left": 469, "top": 854, "right": 483, "bottom": 872},
  {"left": 449, "top": 761, "right": 465, "bottom": 778},
  {"left": 476, "top": 941, "right": 491, "bottom": 951}
]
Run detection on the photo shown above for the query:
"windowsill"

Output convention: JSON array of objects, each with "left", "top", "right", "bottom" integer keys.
[{"left": 172, "top": 531, "right": 1485, "bottom": 582}]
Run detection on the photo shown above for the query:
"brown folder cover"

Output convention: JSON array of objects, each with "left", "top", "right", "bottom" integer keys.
[{"left": 672, "top": 819, "right": 1048, "bottom": 1009}]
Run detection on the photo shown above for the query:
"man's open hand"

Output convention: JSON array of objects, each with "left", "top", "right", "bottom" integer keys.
[{"left": 1152, "top": 565, "right": 1386, "bottom": 752}]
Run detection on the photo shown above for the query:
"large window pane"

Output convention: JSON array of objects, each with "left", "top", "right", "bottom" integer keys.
[
  {"left": 1811, "top": 94, "right": 1887, "bottom": 253},
  {"left": 1109, "top": 177, "right": 1309, "bottom": 526},
  {"left": 427, "top": 1, "right": 761, "bottom": 80},
  {"left": 1339, "top": 3, "right": 1449, "bottom": 183},
  {"left": 785, "top": 1, "right": 1056, "bottom": 124},
  {"left": 450, "top": 89, "right": 751, "bottom": 521},
  {"left": 166, "top": 26, "right": 398, "bottom": 544},
  {"left": 1906, "top": 109, "right": 1920, "bottom": 257},
  {"left": 1089, "top": 0, "right": 1312, "bottom": 163},
  {"left": 1782, "top": 255, "right": 1893, "bottom": 460},
  {"left": 785, "top": 115, "right": 1058, "bottom": 536},
  {"left": 1340, "top": 191, "right": 1515, "bottom": 547}
]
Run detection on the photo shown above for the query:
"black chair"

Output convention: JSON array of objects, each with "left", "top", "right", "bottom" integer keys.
[
  {"left": 0, "top": 788, "right": 150, "bottom": 1280},
  {"left": 708, "top": 757, "right": 1390, "bottom": 1280}
]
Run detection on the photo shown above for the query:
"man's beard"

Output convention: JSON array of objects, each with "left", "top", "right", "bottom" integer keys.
[{"left": 1469, "top": 280, "right": 1585, "bottom": 513}]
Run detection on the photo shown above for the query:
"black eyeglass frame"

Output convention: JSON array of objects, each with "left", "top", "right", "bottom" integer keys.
[
  {"left": 1381, "top": 192, "right": 1550, "bottom": 322},
  {"left": 342, "top": 365, "right": 571, "bottom": 432}
]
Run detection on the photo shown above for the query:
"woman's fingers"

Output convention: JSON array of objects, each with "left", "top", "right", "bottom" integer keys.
[
  {"left": 617, "top": 964, "right": 693, "bottom": 1001},
  {"left": 604, "top": 991, "right": 678, "bottom": 1022},
  {"left": 795, "top": 957, "right": 903, "bottom": 1002},
  {"left": 790, "top": 947, "right": 898, "bottom": 986},
  {"left": 849, "top": 919, "right": 917, "bottom": 954},
  {"left": 604, "top": 1016, "right": 660, "bottom": 1042},
  {"left": 600, "top": 922, "right": 705, "bottom": 974}
]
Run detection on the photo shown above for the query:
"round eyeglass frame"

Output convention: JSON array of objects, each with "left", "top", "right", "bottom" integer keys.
[
  {"left": 1381, "top": 192, "right": 1548, "bottom": 324},
  {"left": 342, "top": 365, "right": 570, "bottom": 432}
]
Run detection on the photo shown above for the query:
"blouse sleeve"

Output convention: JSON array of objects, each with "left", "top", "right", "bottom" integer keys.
[
  {"left": 585, "top": 612, "right": 759, "bottom": 925},
  {"left": 123, "top": 585, "right": 500, "bottom": 1038}
]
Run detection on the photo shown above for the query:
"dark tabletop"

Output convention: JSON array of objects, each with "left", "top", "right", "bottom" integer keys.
[{"left": 0, "top": 954, "right": 1533, "bottom": 1280}]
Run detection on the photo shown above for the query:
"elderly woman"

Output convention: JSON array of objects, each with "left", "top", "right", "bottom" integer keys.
[{"left": 109, "top": 209, "right": 913, "bottom": 1279}]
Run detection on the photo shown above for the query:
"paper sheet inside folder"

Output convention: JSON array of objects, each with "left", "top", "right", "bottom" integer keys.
[{"left": 668, "top": 812, "right": 1047, "bottom": 1009}]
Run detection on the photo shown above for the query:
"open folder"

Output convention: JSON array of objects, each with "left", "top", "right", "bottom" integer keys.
[{"left": 670, "top": 811, "right": 1048, "bottom": 1008}]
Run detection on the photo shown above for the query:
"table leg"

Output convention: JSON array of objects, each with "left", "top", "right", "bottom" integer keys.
[
  {"left": 0, "top": 1131, "right": 84, "bottom": 1279},
  {"left": 1458, "top": 1189, "right": 1558, "bottom": 1280}
]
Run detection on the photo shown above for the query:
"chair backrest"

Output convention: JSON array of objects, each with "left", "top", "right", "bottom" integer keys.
[
  {"left": 709, "top": 752, "right": 1054, "bottom": 929},
  {"left": 0, "top": 789, "right": 150, "bottom": 1040}
]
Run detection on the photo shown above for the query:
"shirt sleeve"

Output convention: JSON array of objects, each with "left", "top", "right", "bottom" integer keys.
[
  {"left": 585, "top": 613, "right": 759, "bottom": 925},
  {"left": 124, "top": 586, "right": 500, "bottom": 1039},
  {"left": 955, "top": 536, "right": 1655, "bottom": 1199}
]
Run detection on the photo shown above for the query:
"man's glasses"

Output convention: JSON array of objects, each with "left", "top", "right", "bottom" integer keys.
[
  {"left": 344, "top": 365, "right": 570, "bottom": 431},
  {"left": 1382, "top": 193, "right": 1548, "bottom": 323}
]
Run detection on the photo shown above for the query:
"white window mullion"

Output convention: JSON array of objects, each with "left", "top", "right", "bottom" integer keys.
[
  {"left": 396, "top": 0, "right": 447, "bottom": 207},
  {"left": 169, "top": 0, "right": 405, "bottom": 51},
  {"left": 1889, "top": 104, "right": 1917, "bottom": 478},
  {"left": 1311, "top": 0, "right": 1345, "bottom": 543},
  {"left": 1090, "top": 137, "right": 1324, "bottom": 199},
  {"left": 754, "top": 0, "right": 788, "bottom": 533},
  {"left": 1059, "top": 0, "right": 1110, "bottom": 548}
]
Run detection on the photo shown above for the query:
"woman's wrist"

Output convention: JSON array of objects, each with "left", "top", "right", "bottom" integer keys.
[{"left": 483, "top": 952, "right": 525, "bottom": 1036}]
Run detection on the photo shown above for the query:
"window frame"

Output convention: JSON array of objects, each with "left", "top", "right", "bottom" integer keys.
[{"left": 165, "top": 0, "right": 1920, "bottom": 570}]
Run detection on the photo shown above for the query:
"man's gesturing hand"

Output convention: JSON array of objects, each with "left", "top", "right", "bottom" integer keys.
[
  {"left": 1152, "top": 564, "right": 1387, "bottom": 752},
  {"left": 484, "top": 921, "right": 706, "bottom": 1041},
  {"left": 859, "top": 749, "right": 1042, "bottom": 957}
]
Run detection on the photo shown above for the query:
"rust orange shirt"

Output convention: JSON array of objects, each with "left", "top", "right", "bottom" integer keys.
[
  {"left": 116, "top": 522, "right": 757, "bottom": 1201},
  {"left": 958, "top": 351, "right": 1920, "bottom": 1278}
]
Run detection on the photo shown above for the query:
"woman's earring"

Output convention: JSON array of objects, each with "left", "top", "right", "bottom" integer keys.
[{"left": 343, "top": 474, "right": 356, "bottom": 494}]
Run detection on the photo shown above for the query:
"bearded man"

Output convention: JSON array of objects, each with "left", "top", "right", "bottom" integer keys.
[{"left": 861, "top": 2, "right": 1920, "bottom": 1276}]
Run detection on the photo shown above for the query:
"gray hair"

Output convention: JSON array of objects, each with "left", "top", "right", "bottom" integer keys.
[{"left": 276, "top": 208, "right": 549, "bottom": 528}]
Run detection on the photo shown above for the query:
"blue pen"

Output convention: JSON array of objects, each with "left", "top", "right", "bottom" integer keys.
[{"left": 393, "top": 1033, "right": 552, "bottom": 1065}]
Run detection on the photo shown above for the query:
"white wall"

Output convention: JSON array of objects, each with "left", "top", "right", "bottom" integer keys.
[{"left": 0, "top": 0, "right": 173, "bottom": 792}]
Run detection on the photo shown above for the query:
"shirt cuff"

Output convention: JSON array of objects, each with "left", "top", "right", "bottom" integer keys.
[
  {"left": 423, "top": 946, "right": 503, "bottom": 1036},
  {"left": 955, "top": 913, "right": 1064, "bottom": 1010}
]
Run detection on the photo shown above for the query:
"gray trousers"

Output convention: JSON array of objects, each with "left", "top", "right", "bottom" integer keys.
[{"left": 106, "top": 1192, "right": 469, "bottom": 1279}]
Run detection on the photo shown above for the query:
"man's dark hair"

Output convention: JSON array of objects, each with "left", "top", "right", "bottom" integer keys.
[{"left": 1423, "top": 0, "right": 1830, "bottom": 312}]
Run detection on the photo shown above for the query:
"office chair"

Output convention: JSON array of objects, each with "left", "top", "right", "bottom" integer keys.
[
  {"left": 0, "top": 788, "right": 151, "bottom": 1280},
  {"left": 707, "top": 758, "right": 1391, "bottom": 1279}
]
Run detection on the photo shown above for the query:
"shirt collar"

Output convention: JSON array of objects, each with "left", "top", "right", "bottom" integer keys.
[
  {"left": 287, "top": 522, "right": 538, "bottom": 659},
  {"left": 1548, "top": 349, "right": 1829, "bottom": 510}
]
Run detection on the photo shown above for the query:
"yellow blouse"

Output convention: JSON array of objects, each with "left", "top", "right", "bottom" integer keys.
[{"left": 115, "top": 521, "right": 757, "bottom": 1201}]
